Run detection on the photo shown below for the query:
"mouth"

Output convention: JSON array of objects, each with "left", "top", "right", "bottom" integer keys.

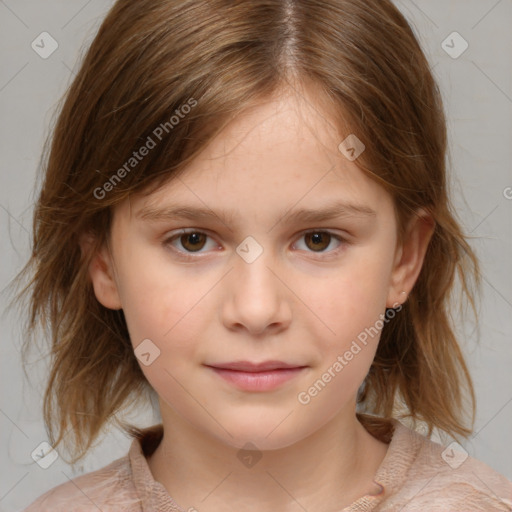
[{"left": 204, "top": 360, "right": 308, "bottom": 392}]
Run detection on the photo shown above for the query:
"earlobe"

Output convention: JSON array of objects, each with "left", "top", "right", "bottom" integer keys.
[
  {"left": 386, "top": 209, "right": 435, "bottom": 308},
  {"left": 80, "top": 234, "right": 122, "bottom": 310}
]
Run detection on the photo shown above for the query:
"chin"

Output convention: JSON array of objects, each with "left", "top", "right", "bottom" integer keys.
[{"left": 208, "top": 415, "right": 311, "bottom": 452}]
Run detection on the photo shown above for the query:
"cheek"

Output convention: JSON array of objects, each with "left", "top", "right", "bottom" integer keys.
[
  {"left": 119, "top": 268, "right": 213, "bottom": 406},
  {"left": 296, "top": 279, "right": 385, "bottom": 416},
  {"left": 301, "top": 250, "right": 393, "bottom": 399},
  {"left": 114, "top": 247, "right": 211, "bottom": 352},
  {"left": 312, "top": 253, "right": 393, "bottom": 336}
]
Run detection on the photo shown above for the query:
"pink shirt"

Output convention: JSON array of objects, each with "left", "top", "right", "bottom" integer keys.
[{"left": 23, "top": 419, "right": 512, "bottom": 511}]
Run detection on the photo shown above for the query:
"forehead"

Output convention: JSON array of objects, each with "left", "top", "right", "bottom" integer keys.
[
  {"left": 199, "top": 86, "right": 344, "bottom": 164},
  {"left": 119, "top": 89, "right": 393, "bottom": 227}
]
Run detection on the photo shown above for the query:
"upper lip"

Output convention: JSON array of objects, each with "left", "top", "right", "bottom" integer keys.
[{"left": 206, "top": 360, "right": 306, "bottom": 372}]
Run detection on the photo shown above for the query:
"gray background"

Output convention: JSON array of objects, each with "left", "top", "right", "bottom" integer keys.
[{"left": 1, "top": 0, "right": 511, "bottom": 510}]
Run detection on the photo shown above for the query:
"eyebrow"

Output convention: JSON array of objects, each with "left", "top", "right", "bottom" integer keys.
[{"left": 136, "top": 200, "right": 377, "bottom": 226}]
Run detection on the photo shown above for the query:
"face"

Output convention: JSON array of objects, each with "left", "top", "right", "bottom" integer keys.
[{"left": 89, "top": 87, "right": 425, "bottom": 451}]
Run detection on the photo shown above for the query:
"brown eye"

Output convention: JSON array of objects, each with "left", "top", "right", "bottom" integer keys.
[
  {"left": 179, "top": 232, "right": 207, "bottom": 252},
  {"left": 304, "top": 232, "right": 332, "bottom": 252},
  {"left": 164, "top": 229, "right": 219, "bottom": 260}
]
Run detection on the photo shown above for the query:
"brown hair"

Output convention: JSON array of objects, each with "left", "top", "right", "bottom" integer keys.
[{"left": 14, "top": 0, "right": 480, "bottom": 463}]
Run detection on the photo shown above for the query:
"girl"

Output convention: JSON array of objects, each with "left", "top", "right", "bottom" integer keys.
[{"left": 17, "top": 0, "right": 512, "bottom": 510}]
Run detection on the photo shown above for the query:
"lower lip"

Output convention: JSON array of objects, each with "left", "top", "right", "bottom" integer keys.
[{"left": 208, "top": 367, "right": 307, "bottom": 391}]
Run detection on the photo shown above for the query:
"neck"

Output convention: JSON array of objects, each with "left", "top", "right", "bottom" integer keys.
[{"left": 146, "top": 406, "right": 389, "bottom": 512}]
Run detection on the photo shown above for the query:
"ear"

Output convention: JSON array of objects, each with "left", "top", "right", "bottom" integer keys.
[
  {"left": 80, "top": 233, "right": 122, "bottom": 310},
  {"left": 386, "top": 209, "right": 435, "bottom": 308}
]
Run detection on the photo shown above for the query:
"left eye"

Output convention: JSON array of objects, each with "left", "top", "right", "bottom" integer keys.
[{"left": 294, "top": 231, "right": 343, "bottom": 253}]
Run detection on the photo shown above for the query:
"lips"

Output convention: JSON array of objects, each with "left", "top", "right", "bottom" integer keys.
[
  {"left": 205, "top": 361, "right": 308, "bottom": 392},
  {"left": 205, "top": 360, "right": 306, "bottom": 372}
]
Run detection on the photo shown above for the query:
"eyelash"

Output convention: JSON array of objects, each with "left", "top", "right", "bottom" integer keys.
[{"left": 163, "top": 228, "right": 349, "bottom": 261}]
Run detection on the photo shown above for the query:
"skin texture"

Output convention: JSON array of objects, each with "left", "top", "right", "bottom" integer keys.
[{"left": 86, "top": 86, "right": 434, "bottom": 511}]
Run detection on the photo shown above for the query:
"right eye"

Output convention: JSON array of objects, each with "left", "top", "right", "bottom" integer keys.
[{"left": 163, "top": 229, "right": 220, "bottom": 259}]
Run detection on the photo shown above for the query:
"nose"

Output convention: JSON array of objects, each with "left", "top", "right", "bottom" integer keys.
[{"left": 221, "top": 244, "right": 292, "bottom": 336}]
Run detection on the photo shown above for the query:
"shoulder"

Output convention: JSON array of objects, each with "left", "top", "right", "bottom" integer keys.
[
  {"left": 378, "top": 421, "right": 512, "bottom": 511},
  {"left": 22, "top": 453, "right": 142, "bottom": 512}
]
